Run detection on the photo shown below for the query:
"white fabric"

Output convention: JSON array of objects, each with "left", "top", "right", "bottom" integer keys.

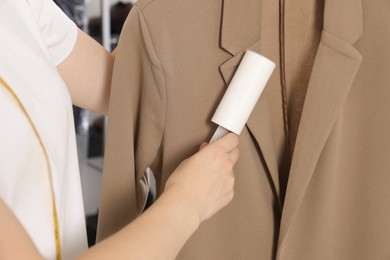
[
  {"left": 0, "top": 0, "right": 87, "bottom": 259},
  {"left": 24, "top": 0, "right": 78, "bottom": 65}
]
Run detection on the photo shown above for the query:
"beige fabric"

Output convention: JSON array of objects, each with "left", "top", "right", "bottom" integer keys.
[
  {"left": 284, "top": 0, "right": 324, "bottom": 155},
  {"left": 98, "top": 0, "right": 390, "bottom": 259}
]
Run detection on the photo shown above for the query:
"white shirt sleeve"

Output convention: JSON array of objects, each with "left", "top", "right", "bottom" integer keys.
[{"left": 27, "top": 0, "right": 78, "bottom": 65}]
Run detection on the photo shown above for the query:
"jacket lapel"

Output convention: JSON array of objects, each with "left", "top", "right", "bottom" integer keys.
[
  {"left": 220, "top": 0, "right": 262, "bottom": 56},
  {"left": 278, "top": 0, "right": 363, "bottom": 247},
  {"left": 219, "top": 0, "right": 281, "bottom": 205}
]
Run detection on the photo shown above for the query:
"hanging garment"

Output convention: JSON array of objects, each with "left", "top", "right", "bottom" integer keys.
[{"left": 98, "top": 0, "right": 390, "bottom": 259}]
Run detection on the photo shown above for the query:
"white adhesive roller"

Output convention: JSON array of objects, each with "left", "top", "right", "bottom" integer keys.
[{"left": 210, "top": 51, "right": 275, "bottom": 143}]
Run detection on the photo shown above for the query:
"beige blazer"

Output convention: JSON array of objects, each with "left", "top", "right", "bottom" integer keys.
[{"left": 97, "top": 0, "right": 390, "bottom": 259}]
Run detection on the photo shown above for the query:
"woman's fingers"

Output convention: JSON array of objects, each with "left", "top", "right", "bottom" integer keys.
[
  {"left": 212, "top": 133, "right": 239, "bottom": 152},
  {"left": 199, "top": 142, "right": 208, "bottom": 150},
  {"left": 229, "top": 147, "right": 240, "bottom": 164}
]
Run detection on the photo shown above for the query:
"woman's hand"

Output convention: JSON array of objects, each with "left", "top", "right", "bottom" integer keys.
[{"left": 164, "top": 133, "right": 240, "bottom": 224}]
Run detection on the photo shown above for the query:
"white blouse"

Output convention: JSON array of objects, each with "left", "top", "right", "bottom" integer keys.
[{"left": 0, "top": 0, "right": 88, "bottom": 259}]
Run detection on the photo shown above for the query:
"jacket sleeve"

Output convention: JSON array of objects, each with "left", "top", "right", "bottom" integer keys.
[{"left": 96, "top": 5, "right": 166, "bottom": 241}]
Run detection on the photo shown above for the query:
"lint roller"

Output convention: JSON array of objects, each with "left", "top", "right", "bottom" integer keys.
[{"left": 210, "top": 50, "right": 275, "bottom": 143}]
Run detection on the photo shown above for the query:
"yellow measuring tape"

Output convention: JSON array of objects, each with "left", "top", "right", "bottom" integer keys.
[{"left": 0, "top": 77, "right": 62, "bottom": 260}]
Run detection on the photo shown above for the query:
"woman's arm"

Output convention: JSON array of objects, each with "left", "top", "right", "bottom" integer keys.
[
  {"left": 57, "top": 29, "right": 114, "bottom": 115},
  {"left": 81, "top": 133, "right": 239, "bottom": 260},
  {"left": 0, "top": 133, "right": 239, "bottom": 260},
  {"left": 0, "top": 199, "right": 42, "bottom": 260}
]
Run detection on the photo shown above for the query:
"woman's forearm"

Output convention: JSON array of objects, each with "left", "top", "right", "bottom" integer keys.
[
  {"left": 80, "top": 190, "right": 200, "bottom": 260},
  {"left": 81, "top": 133, "right": 239, "bottom": 259}
]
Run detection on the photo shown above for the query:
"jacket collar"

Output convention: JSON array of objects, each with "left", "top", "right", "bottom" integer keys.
[
  {"left": 220, "top": 0, "right": 262, "bottom": 56},
  {"left": 218, "top": 0, "right": 363, "bottom": 245}
]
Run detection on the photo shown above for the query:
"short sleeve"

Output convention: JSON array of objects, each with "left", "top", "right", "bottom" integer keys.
[{"left": 27, "top": 0, "right": 78, "bottom": 65}]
